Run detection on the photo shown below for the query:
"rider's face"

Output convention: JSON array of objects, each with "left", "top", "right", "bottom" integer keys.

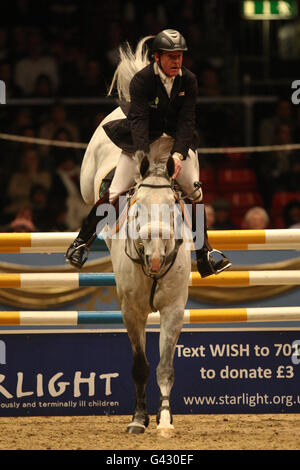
[{"left": 155, "top": 51, "right": 183, "bottom": 77}]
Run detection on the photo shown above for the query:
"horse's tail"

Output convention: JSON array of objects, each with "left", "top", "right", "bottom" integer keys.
[{"left": 108, "top": 35, "right": 154, "bottom": 102}]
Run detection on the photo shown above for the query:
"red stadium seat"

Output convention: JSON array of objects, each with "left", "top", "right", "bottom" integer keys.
[
  {"left": 271, "top": 192, "right": 300, "bottom": 217},
  {"left": 220, "top": 152, "right": 249, "bottom": 169},
  {"left": 226, "top": 191, "right": 263, "bottom": 217},
  {"left": 271, "top": 191, "right": 300, "bottom": 227},
  {"left": 227, "top": 191, "right": 263, "bottom": 208},
  {"left": 217, "top": 168, "right": 258, "bottom": 192},
  {"left": 232, "top": 215, "right": 244, "bottom": 228},
  {"left": 202, "top": 191, "right": 220, "bottom": 205},
  {"left": 199, "top": 168, "right": 216, "bottom": 191},
  {"left": 273, "top": 216, "right": 285, "bottom": 229}
]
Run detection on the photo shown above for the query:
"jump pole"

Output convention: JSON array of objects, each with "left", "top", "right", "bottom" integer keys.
[
  {"left": 0, "top": 229, "right": 300, "bottom": 252},
  {"left": 0, "top": 307, "right": 300, "bottom": 325},
  {"left": 0, "top": 271, "right": 300, "bottom": 288}
]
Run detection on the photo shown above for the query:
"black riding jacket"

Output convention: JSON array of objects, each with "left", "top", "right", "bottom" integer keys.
[{"left": 103, "top": 62, "right": 199, "bottom": 159}]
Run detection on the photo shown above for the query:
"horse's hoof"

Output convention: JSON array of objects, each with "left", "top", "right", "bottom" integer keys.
[{"left": 126, "top": 423, "right": 146, "bottom": 434}]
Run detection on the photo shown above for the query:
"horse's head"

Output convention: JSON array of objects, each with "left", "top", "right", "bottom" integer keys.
[{"left": 131, "top": 156, "right": 180, "bottom": 275}]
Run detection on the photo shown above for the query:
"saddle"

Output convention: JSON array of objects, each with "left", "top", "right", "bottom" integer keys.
[
  {"left": 98, "top": 169, "right": 189, "bottom": 238},
  {"left": 98, "top": 167, "right": 116, "bottom": 200}
]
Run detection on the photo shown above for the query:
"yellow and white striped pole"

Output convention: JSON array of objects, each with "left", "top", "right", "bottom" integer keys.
[
  {"left": 0, "top": 271, "right": 300, "bottom": 288},
  {"left": 0, "top": 307, "right": 300, "bottom": 325},
  {"left": 0, "top": 229, "right": 299, "bottom": 252}
]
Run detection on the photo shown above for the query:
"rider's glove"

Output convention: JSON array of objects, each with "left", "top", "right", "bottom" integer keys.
[{"left": 172, "top": 152, "right": 184, "bottom": 161}]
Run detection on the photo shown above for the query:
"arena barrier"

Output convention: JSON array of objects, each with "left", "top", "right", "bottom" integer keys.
[
  {"left": 1, "top": 307, "right": 300, "bottom": 326},
  {"left": 0, "top": 229, "right": 300, "bottom": 252},
  {"left": 0, "top": 270, "right": 300, "bottom": 287}
]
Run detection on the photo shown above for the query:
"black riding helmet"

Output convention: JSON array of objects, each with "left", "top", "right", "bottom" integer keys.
[{"left": 152, "top": 29, "right": 188, "bottom": 52}]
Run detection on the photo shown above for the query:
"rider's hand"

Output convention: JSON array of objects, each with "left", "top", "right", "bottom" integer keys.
[{"left": 172, "top": 153, "right": 183, "bottom": 179}]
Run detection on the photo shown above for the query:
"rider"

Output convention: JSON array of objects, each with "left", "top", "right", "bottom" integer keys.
[{"left": 65, "top": 29, "right": 231, "bottom": 277}]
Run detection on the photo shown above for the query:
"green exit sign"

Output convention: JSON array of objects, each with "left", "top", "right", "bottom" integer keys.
[{"left": 242, "top": 1, "right": 298, "bottom": 19}]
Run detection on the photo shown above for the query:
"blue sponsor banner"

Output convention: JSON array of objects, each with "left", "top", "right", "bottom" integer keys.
[
  {"left": 0, "top": 330, "right": 300, "bottom": 416},
  {"left": 174, "top": 330, "right": 300, "bottom": 414}
]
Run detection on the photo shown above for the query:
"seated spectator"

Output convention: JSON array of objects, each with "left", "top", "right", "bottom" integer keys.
[
  {"left": 17, "top": 126, "right": 39, "bottom": 155},
  {"left": 8, "top": 208, "right": 37, "bottom": 232},
  {"left": 3, "top": 110, "right": 35, "bottom": 171},
  {"left": 29, "top": 184, "right": 51, "bottom": 231},
  {"left": 253, "top": 123, "right": 296, "bottom": 209},
  {"left": 48, "top": 152, "right": 89, "bottom": 230},
  {"left": 9, "top": 108, "right": 34, "bottom": 134},
  {"left": 258, "top": 99, "right": 294, "bottom": 146},
  {"left": 205, "top": 204, "right": 216, "bottom": 229},
  {"left": 212, "top": 198, "right": 237, "bottom": 230},
  {"left": 0, "top": 62, "right": 21, "bottom": 98},
  {"left": 32, "top": 73, "right": 54, "bottom": 98},
  {"left": 38, "top": 102, "right": 79, "bottom": 157},
  {"left": 49, "top": 127, "right": 80, "bottom": 168},
  {"left": 242, "top": 206, "right": 270, "bottom": 229},
  {"left": 48, "top": 204, "right": 69, "bottom": 232},
  {"left": 13, "top": 31, "right": 59, "bottom": 96},
  {"left": 6, "top": 123, "right": 38, "bottom": 171},
  {"left": 282, "top": 200, "right": 300, "bottom": 228},
  {"left": 4, "top": 148, "right": 51, "bottom": 216},
  {"left": 198, "top": 66, "right": 222, "bottom": 97},
  {"left": 80, "top": 59, "right": 107, "bottom": 97},
  {"left": 51, "top": 41, "right": 87, "bottom": 96},
  {"left": 281, "top": 154, "right": 300, "bottom": 192},
  {"left": 271, "top": 124, "right": 295, "bottom": 177}
]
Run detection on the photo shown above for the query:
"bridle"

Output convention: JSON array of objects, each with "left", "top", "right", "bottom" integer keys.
[{"left": 124, "top": 180, "right": 183, "bottom": 311}]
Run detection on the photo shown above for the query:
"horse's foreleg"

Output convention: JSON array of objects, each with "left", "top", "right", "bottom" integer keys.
[
  {"left": 156, "top": 307, "right": 184, "bottom": 437},
  {"left": 122, "top": 310, "right": 150, "bottom": 434}
]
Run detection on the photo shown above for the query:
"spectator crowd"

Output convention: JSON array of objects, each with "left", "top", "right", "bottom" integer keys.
[{"left": 0, "top": 0, "right": 299, "bottom": 233}]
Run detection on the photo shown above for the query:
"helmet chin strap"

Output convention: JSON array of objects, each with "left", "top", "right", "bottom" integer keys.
[{"left": 156, "top": 56, "right": 170, "bottom": 78}]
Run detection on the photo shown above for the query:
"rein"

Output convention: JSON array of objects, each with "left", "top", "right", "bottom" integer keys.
[{"left": 176, "top": 181, "right": 202, "bottom": 201}]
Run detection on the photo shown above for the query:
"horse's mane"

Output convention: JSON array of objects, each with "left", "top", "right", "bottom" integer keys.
[{"left": 108, "top": 35, "right": 154, "bottom": 102}]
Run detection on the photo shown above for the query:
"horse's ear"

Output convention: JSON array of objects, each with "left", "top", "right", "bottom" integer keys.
[
  {"left": 140, "top": 156, "right": 150, "bottom": 177},
  {"left": 166, "top": 156, "right": 175, "bottom": 178}
]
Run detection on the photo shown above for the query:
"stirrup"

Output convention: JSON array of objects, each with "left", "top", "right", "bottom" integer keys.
[
  {"left": 65, "top": 241, "right": 90, "bottom": 269},
  {"left": 196, "top": 249, "right": 231, "bottom": 278}
]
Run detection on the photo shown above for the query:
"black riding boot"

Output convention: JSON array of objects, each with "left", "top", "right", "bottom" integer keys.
[
  {"left": 191, "top": 201, "right": 231, "bottom": 278},
  {"left": 65, "top": 194, "right": 109, "bottom": 269}
]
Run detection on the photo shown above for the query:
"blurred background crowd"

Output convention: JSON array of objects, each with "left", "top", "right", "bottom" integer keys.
[{"left": 0, "top": 0, "right": 299, "bottom": 233}]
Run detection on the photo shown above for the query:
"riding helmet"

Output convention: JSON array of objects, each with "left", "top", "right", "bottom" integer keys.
[{"left": 152, "top": 29, "right": 188, "bottom": 52}]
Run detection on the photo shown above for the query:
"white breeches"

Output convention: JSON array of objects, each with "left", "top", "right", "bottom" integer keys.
[{"left": 109, "top": 134, "right": 200, "bottom": 203}]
